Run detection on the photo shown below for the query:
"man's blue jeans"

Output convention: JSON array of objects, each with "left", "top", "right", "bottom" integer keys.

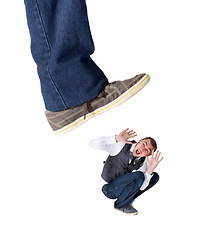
[
  {"left": 24, "top": 0, "right": 108, "bottom": 111},
  {"left": 102, "top": 172, "right": 159, "bottom": 209}
]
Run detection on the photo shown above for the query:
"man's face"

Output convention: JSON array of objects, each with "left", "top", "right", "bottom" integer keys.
[{"left": 133, "top": 139, "right": 155, "bottom": 157}]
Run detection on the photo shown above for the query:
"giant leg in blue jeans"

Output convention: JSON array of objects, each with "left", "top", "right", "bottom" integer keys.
[
  {"left": 24, "top": 0, "right": 108, "bottom": 112},
  {"left": 102, "top": 172, "right": 159, "bottom": 209}
]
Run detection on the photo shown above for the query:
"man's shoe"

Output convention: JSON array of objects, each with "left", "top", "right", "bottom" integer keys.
[
  {"left": 45, "top": 73, "right": 150, "bottom": 135},
  {"left": 114, "top": 204, "right": 138, "bottom": 215}
]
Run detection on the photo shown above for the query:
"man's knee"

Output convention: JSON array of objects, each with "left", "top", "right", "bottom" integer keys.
[{"left": 152, "top": 172, "right": 160, "bottom": 184}]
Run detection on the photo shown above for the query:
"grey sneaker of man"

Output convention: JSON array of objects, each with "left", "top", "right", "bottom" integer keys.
[
  {"left": 114, "top": 204, "right": 138, "bottom": 215},
  {"left": 45, "top": 73, "right": 150, "bottom": 135}
]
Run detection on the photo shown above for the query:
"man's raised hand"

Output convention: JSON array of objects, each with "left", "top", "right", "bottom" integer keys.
[
  {"left": 115, "top": 128, "right": 137, "bottom": 144},
  {"left": 146, "top": 150, "right": 164, "bottom": 175}
]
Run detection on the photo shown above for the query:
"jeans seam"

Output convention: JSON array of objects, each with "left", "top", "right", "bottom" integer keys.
[
  {"left": 35, "top": 0, "right": 51, "bottom": 61},
  {"left": 35, "top": 0, "right": 68, "bottom": 109},
  {"left": 47, "top": 67, "right": 69, "bottom": 109}
]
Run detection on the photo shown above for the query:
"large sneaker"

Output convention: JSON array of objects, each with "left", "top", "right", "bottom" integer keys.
[
  {"left": 45, "top": 73, "right": 150, "bottom": 135},
  {"left": 114, "top": 204, "right": 138, "bottom": 215}
]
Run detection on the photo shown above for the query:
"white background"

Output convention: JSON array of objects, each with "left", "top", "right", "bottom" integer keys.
[{"left": 0, "top": 0, "right": 212, "bottom": 239}]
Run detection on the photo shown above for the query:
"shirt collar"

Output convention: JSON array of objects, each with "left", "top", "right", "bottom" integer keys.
[{"left": 130, "top": 143, "right": 136, "bottom": 153}]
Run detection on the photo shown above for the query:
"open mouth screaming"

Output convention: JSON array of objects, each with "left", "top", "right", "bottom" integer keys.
[{"left": 135, "top": 149, "right": 141, "bottom": 155}]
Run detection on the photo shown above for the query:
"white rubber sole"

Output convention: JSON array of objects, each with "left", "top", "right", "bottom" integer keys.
[{"left": 54, "top": 74, "right": 150, "bottom": 136}]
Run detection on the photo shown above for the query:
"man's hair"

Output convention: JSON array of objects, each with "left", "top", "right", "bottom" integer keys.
[{"left": 143, "top": 137, "right": 157, "bottom": 152}]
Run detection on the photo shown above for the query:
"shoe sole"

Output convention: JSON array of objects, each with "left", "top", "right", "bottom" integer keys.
[{"left": 54, "top": 74, "right": 150, "bottom": 135}]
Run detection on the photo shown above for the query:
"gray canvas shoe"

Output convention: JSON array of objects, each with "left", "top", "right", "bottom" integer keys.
[
  {"left": 45, "top": 73, "right": 150, "bottom": 135},
  {"left": 114, "top": 205, "right": 138, "bottom": 215}
]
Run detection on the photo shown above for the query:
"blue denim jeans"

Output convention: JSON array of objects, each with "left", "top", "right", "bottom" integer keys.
[
  {"left": 133, "top": 172, "right": 159, "bottom": 199},
  {"left": 102, "top": 172, "right": 145, "bottom": 209},
  {"left": 24, "top": 0, "right": 108, "bottom": 111},
  {"left": 102, "top": 172, "right": 159, "bottom": 209}
]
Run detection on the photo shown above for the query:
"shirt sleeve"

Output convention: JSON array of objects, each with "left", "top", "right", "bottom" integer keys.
[{"left": 89, "top": 135, "right": 125, "bottom": 156}]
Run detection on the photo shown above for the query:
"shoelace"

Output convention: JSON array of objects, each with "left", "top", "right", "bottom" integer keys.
[{"left": 83, "top": 90, "right": 106, "bottom": 120}]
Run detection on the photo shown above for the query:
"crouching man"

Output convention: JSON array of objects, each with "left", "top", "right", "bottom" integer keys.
[{"left": 89, "top": 128, "right": 164, "bottom": 215}]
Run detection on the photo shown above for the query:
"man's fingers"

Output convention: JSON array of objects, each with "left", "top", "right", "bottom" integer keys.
[
  {"left": 156, "top": 151, "right": 161, "bottom": 160},
  {"left": 124, "top": 128, "right": 129, "bottom": 133},
  {"left": 130, "top": 131, "right": 136, "bottom": 135},
  {"left": 128, "top": 130, "right": 136, "bottom": 135},
  {"left": 126, "top": 129, "right": 137, "bottom": 139},
  {"left": 154, "top": 150, "right": 159, "bottom": 159},
  {"left": 127, "top": 129, "right": 133, "bottom": 133},
  {"left": 129, "top": 133, "right": 137, "bottom": 138}
]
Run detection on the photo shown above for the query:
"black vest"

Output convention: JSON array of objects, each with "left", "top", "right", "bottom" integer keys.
[{"left": 101, "top": 143, "right": 145, "bottom": 183}]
